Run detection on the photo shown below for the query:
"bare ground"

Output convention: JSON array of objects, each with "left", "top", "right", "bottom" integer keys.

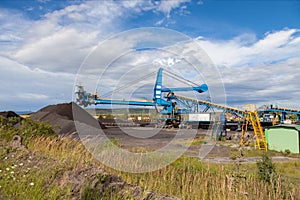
[{"left": 102, "top": 127, "right": 232, "bottom": 157}]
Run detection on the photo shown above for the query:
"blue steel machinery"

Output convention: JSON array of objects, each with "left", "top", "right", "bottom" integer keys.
[
  {"left": 75, "top": 68, "right": 208, "bottom": 127},
  {"left": 260, "top": 105, "right": 300, "bottom": 124},
  {"left": 75, "top": 67, "right": 269, "bottom": 150}
]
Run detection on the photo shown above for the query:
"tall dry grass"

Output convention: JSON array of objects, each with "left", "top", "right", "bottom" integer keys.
[{"left": 28, "top": 136, "right": 299, "bottom": 200}]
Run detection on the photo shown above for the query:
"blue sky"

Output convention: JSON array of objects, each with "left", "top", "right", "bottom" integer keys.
[
  {"left": 0, "top": 0, "right": 300, "bottom": 111},
  {"left": 2, "top": 0, "right": 299, "bottom": 39}
]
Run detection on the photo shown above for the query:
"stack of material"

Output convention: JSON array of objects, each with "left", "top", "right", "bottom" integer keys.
[
  {"left": 30, "top": 102, "right": 105, "bottom": 137},
  {"left": 0, "top": 111, "right": 22, "bottom": 126},
  {"left": 0, "top": 111, "right": 20, "bottom": 119}
]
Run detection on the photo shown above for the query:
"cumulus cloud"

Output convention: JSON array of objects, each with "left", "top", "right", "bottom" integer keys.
[
  {"left": 153, "top": 57, "right": 182, "bottom": 67},
  {"left": 197, "top": 28, "right": 300, "bottom": 67},
  {"left": 2, "top": 0, "right": 192, "bottom": 74},
  {"left": 1, "top": 0, "right": 299, "bottom": 111},
  {"left": 0, "top": 8, "right": 32, "bottom": 54},
  {"left": 156, "top": 0, "right": 191, "bottom": 18},
  {"left": 195, "top": 29, "right": 300, "bottom": 106},
  {"left": 0, "top": 56, "right": 75, "bottom": 110},
  {"left": 0, "top": 0, "right": 193, "bottom": 110},
  {"left": 13, "top": 28, "right": 98, "bottom": 72}
]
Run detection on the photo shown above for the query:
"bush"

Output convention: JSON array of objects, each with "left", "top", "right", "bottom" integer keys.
[
  {"left": 284, "top": 149, "right": 291, "bottom": 155},
  {"left": 256, "top": 154, "right": 277, "bottom": 184},
  {"left": 0, "top": 117, "right": 55, "bottom": 144}
]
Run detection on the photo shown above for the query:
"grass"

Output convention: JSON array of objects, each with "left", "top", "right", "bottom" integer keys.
[
  {"left": 174, "top": 136, "right": 206, "bottom": 147},
  {"left": 0, "top": 117, "right": 299, "bottom": 199},
  {"left": 229, "top": 146, "right": 300, "bottom": 159},
  {"left": 276, "top": 161, "right": 300, "bottom": 183},
  {"left": 0, "top": 152, "right": 69, "bottom": 199}
]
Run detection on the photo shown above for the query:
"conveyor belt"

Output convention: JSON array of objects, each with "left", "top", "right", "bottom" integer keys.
[
  {"left": 173, "top": 94, "right": 245, "bottom": 114},
  {"left": 173, "top": 95, "right": 267, "bottom": 150},
  {"left": 266, "top": 106, "right": 300, "bottom": 114}
]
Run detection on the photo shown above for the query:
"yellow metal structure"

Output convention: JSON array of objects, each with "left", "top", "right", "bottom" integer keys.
[
  {"left": 241, "top": 104, "right": 267, "bottom": 151},
  {"left": 172, "top": 95, "right": 268, "bottom": 151}
]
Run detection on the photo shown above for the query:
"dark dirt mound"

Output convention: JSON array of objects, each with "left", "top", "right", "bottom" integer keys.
[
  {"left": 0, "top": 111, "right": 20, "bottom": 118},
  {"left": 0, "top": 111, "right": 22, "bottom": 126},
  {"left": 30, "top": 102, "right": 106, "bottom": 137}
]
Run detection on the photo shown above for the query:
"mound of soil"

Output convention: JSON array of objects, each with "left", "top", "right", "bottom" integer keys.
[
  {"left": 0, "top": 111, "right": 20, "bottom": 119},
  {"left": 0, "top": 111, "right": 22, "bottom": 126},
  {"left": 30, "top": 102, "right": 106, "bottom": 137}
]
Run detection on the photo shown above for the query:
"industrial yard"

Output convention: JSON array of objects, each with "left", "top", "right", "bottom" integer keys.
[
  {"left": 0, "top": 100, "right": 299, "bottom": 199},
  {"left": 1, "top": 64, "right": 299, "bottom": 199},
  {"left": 1, "top": 61, "right": 300, "bottom": 200},
  {"left": 1, "top": 1, "right": 300, "bottom": 199}
]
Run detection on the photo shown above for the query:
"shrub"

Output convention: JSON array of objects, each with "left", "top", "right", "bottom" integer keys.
[
  {"left": 256, "top": 154, "right": 277, "bottom": 184},
  {"left": 0, "top": 117, "right": 55, "bottom": 144},
  {"left": 284, "top": 149, "right": 291, "bottom": 155}
]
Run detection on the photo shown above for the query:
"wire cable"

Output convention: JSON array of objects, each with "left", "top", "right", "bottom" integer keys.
[
  {"left": 101, "top": 71, "right": 156, "bottom": 98},
  {"left": 164, "top": 69, "right": 199, "bottom": 86}
]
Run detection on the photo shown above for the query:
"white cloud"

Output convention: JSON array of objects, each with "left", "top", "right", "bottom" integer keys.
[
  {"left": 13, "top": 28, "right": 98, "bottom": 72},
  {"left": 1, "top": 1, "right": 299, "bottom": 111},
  {"left": 0, "top": 8, "right": 32, "bottom": 54},
  {"left": 157, "top": 0, "right": 191, "bottom": 18},
  {"left": 0, "top": 1, "right": 192, "bottom": 110},
  {"left": 16, "top": 93, "right": 48, "bottom": 100},
  {"left": 194, "top": 29, "right": 300, "bottom": 106},
  {"left": 197, "top": 29, "right": 300, "bottom": 67},
  {"left": 154, "top": 57, "right": 182, "bottom": 67},
  {"left": 254, "top": 29, "right": 297, "bottom": 50},
  {"left": 2, "top": 1, "right": 191, "bottom": 74},
  {"left": 0, "top": 56, "right": 75, "bottom": 110},
  {"left": 37, "top": 0, "right": 51, "bottom": 3}
]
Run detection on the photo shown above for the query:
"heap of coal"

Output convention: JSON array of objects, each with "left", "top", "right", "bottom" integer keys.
[
  {"left": 0, "top": 111, "right": 20, "bottom": 119},
  {"left": 30, "top": 102, "right": 105, "bottom": 137},
  {"left": 0, "top": 111, "right": 23, "bottom": 126}
]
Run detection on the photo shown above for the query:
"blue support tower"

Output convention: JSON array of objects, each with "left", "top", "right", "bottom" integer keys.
[{"left": 281, "top": 112, "right": 286, "bottom": 124}]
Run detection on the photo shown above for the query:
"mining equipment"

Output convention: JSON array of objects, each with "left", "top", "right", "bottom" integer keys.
[{"left": 75, "top": 67, "right": 268, "bottom": 150}]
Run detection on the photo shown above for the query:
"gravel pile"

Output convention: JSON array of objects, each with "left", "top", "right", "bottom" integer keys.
[
  {"left": 0, "top": 111, "right": 20, "bottom": 119},
  {"left": 30, "top": 102, "right": 106, "bottom": 137}
]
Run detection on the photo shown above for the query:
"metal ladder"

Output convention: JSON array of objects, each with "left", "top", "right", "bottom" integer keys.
[{"left": 242, "top": 104, "right": 268, "bottom": 151}]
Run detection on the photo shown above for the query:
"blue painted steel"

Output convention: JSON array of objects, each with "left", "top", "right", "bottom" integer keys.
[
  {"left": 263, "top": 108, "right": 300, "bottom": 123},
  {"left": 265, "top": 108, "right": 300, "bottom": 115},
  {"left": 281, "top": 112, "right": 286, "bottom": 123},
  {"left": 75, "top": 67, "right": 209, "bottom": 117},
  {"left": 203, "top": 106, "right": 211, "bottom": 112},
  {"left": 94, "top": 99, "right": 155, "bottom": 106},
  {"left": 162, "top": 84, "right": 208, "bottom": 93},
  {"left": 153, "top": 68, "right": 163, "bottom": 101},
  {"left": 152, "top": 68, "right": 170, "bottom": 107}
]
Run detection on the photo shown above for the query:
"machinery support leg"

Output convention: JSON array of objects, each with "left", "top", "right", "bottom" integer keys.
[{"left": 281, "top": 112, "right": 286, "bottom": 124}]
